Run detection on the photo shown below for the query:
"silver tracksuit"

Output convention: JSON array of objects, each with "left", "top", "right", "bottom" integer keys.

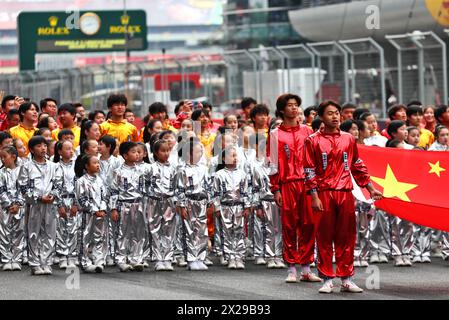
[
  {"left": 355, "top": 201, "right": 374, "bottom": 261},
  {"left": 0, "top": 166, "right": 25, "bottom": 264},
  {"left": 75, "top": 174, "right": 108, "bottom": 268},
  {"left": 411, "top": 224, "right": 432, "bottom": 259},
  {"left": 176, "top": 163, "right": 211, "bottom": 262},
  {"left": 213, "top": 167, "right": 251, "bottom": 263},
  {"left": 99, "top": 156, "right": 123, "bottom": 261},
  {"left": 17, "top": 160, "right": 63, "bottom": 268},
  {"left": 56, "top": 160, "right": 79, "bottom": 263},
  {"left": 110, "top": 163, "right": 146, "bottom": 266},
  {"left": 144, "top": 161, "right": 177, "bottom": 263},
  {"left": 369, "top": 209, "right": 391, "bottom": 258},
  {"left": 390, "top": 216, "right": 414, "bottom": 257},
  {"left": 251, "top": 158, "right": 283, "bottom": 260},
  {"left": 135, "top": 161, "right": 151, "bottom": 262}
]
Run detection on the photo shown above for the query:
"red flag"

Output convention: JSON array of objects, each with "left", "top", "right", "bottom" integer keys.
[{"left": 358, "top": 145, "right": 449, "bottom": 231}]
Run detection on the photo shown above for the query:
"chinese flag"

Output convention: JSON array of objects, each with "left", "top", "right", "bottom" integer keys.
[{"left": 357, "top": 145, "right": 449, "bottom": 231}]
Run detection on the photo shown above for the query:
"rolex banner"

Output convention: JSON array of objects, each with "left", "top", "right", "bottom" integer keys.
[{"left": 356, "top": 145, "right": 449, "bottom": 232}]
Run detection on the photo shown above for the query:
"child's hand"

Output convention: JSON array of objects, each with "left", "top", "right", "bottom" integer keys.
[
  {"left": 95, "top": 210, "right": 106, "bottom": 218},
  {"left": 180, "top": 207, "right": 188, "bottom": 220},
  {"left": 58, "top": 207, "right": 67, "bottom": 219},
  {"left": 41, "top": 195, "right": 55, "bottom": 204},
  {"left": 8, "top": 204, "right": 19, "bottom": 215},
  {"left": 111, "top": 209, "right": 119, "bottom": 222},
  {"left": 70, "top": 205, "right": 78, "bottom": 217},
  {"left": 256, "top": 208, "right": 264, "bottom": 220}
]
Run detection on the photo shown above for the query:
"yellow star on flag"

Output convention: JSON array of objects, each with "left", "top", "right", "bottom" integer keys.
[
  {"left": 371, "top": 164, "right": 418, "bottom": 202},
  {"left": 428, "top": 161, "right": 446, "bottom": 177}
]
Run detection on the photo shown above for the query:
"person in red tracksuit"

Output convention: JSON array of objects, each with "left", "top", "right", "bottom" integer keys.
[
  {"left": 268, "top": 93, "right": 321, "bottom": 284},
  {"left": 304, "top": 100, "right": 383, "bottom": 294}
]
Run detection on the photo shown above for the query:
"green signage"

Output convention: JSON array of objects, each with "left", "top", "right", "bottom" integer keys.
[{"left": 18, "top": 10, "right": 148, "bottom": 71}]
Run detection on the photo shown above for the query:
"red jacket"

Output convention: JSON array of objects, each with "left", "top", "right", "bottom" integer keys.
[
  {"left": 303, "top": 128, "right": 370, "bottom": 192},
  {"left": 268, "top": 123, "right": 313, "bottom": 192}
]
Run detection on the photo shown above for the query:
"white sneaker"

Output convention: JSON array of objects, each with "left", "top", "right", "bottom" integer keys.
[
  {"left": 369, "top": 254, "right": 380, "bottom": 264},
  {"left": 227, "top": 259, "right": 237, "bottom": 269},
  {"left": 31, "top": 266, "right": 45, "bottom": 275},
  {"left": 53, "top": 256, "right": 60, "bottom": 265},
  {"left": 412, "top": 256, "right": 422, "bottom": 263},
  {"left": 197, "top": 261, "right": 208, "bottom": 271},
  {"left": 154, "top": 261, "right": 165, "bottom": 271},
  {"left": 285, "top": 271, "right": 298, "bottom": 283},
  {"left": 220, "top": 256, "right": 229, "bottom": 266},
  {"left": 188, "top": 261, "right": 200, "bottom": 271},
  {"left": 204, "top": 257, "right": 213, "bottom": 266},
  {"left": 235, "top": 260, "right": 245, "bottom": 270},
  {"left": 402, "top": 255, "right": 412, "bottom": 266},
  {"left": 59, "top": 259, "right": 68, "bottom": 269},
  {"left": 422, "top": 256, "right": 431, "bottom": 263},
  {"left": 360, "top": 260, "right": 369, "bottom": 267},
  {"left": 67, "top": 258, "right": 77, "bottom": 268},
  {"left": 22, "top": 257, "right": 28, "bottom": 265},
  {"left": 394, "top": 256, "right": 405, "bottom": 267},
  {"left": 11, "top": 263, "right": 21, "bottom": 271},
  {"left": 84, "top": 265, "right": 97, "bottom": 273},
  {"left": 255, "top": 257, "right": 266, "bottom": 265},
  {"left": 310, "top": 261, "right": 316, "bottom": 268},
  {"left": 378, "top": 253, "right": 389, "bottom": 263},
  {"left": 353, "top": 259, "right": 361, "bottom": 267},
  {"left": 143, "top": 261, "right": 150, "bottom": 268},
  {"left": 319, "top": 280, "right": 334, "bottom": 293},
  {"left": 95, "top": 265, "right": 104, "bottom": 273},
  {"left": 267, "top": 259, "right": 277, "bottom": 269},
  {"left": 300, "top": 272, "right": 322, "bottom": 282},
  {"left": 274, "top": 258, "right": 286, "bottom": 269},
  {"left": 106, "top": 256, "right": 115, "bottom": 266},
  {"left": 341, "top": 279, "right": 364, "bottom": 293},
  {"left": 164, "top": 261, "right": 174, "bottom": 271},
  {"left": 2, "top": 263, "right": 12, "bottom": 271},
  {"left": 119, "top": 263, "right": 131, "bottom": 272},
  {"left": 42, "top": 265, "right": 52, "bottom": 275},
  {"left": 176, "top": 256, "right": 187, "bottom": 267}
]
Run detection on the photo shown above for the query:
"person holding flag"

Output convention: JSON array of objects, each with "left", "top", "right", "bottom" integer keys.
[{"left": 304, "top": 100, "right": 383, "bottom": 294}]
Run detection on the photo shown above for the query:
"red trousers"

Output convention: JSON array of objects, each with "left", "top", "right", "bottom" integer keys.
[
  {"left": 315, "top": 190, "right": 356, "bottom": 279},
  {"left": 280, "top": 180, "right": 316, "bottom": 265}
]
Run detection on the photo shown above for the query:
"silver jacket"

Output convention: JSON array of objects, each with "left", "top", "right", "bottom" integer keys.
[
  {"left": 99, "top": 156, "right": 123, "bottom": 193},
  {"left": 176, "top": 163, "right": 211, "bottom": 207},
  {"left": 17, "top": 159, "right": 63, "bottom": 205},
  {"left": 59, "top": 160, "right": 76, "bottom": 197},
  {"left": 143, "top": 161, "right": 177, "bottom": 199},
  {"left": 212, "top": 167, "right": 251, "bottom": 211},
  {"left": 0, "top": 166, "right": 25, "bottom": 210},
  {"left": 110, "top": 164, "right": 144, "bottom": 210},
  {"left": 75, "top": 174, "right": 108, "bottom": 213},
  {"left": 251, "top": 157, "right": 275, "bottom": 204}
]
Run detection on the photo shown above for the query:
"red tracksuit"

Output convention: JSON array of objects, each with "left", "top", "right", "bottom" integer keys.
[
  {"left": 303, "top": 129, "right": 370, "bottom": 279},
  {"left": 268, "top": 122, "right": 316, "bottom": 265}
]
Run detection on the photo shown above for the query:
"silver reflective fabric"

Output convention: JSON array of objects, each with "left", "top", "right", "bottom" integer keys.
[
  {"left": 0, "top": 166, "right": 25, "bottom": 264},
  {"left": 75, "top": 173, "right": 109, "bottom": 268},
  {"left": 369, "top": 209, "right": 391, "bottom": 257},
  {"left": 355, "top": 201, "right": 374, "bottom": 261},
  {"left": 390, "top": 216, "right": 414, "bottom": 256},
  {"left": 411, "top": 224, "right": 432, "bottom": 258}
]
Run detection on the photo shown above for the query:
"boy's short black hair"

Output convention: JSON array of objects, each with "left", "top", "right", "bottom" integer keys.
[
  {"left": 39, "top": 98, "right": 57, "bottom": 112},
  {"left": 1, "top": 95, "right": 16, "bottom": 109},
  {"left": 58, "top": 103, "right": 76, "bottom": 116},
  {"left": 387, "top": 104, "right": 407, "bottom": 120},
  {"left": 125, "top": 108, "right": 134, "bottom": 114},
  {"left": 58, "top": 129, "right": 75, "bottom": 140},
  {"left": 353, "top": 108, "right": 370, "bottom": 120},
  {"left": 387, "top": 120, "right": 406, "bottom": 137},
  {"left": 241, "top": 97, "right": 257, "bottom": 110},
  {"left": 7, "top": 108, "right": 19, "bottom": 119},
  {"left": 407, "top": 100, "right": 422, "bottom": 107},
  {"left": 18, "top": 102, "right": 38, "bottom": 121},
  {"left": 435, "top": 105, "right": 449, "bottom": 124},
  {"left": 119, "top": 141, "right": 137, "bottom": 157},
  {"left": 342, "top": 103, "right": 357, "bottom": 111},
  {"left": 28, "top": 135, "right": 48, "bottom": 151},
  {"left": 99, "top": 135, "right": 117, "bottom": 156},
  {"left": 304, "top": 106, "right": 316, "bottom": 118},
  {"left": 0, "top": 132, "right": 12, "bottom": 145},
  {"left": 406, "top": 105, "right": 423, "bottom": 117},
  {"left": 311, "top": 118, "right": 323, "bottom": 131},
  {"left": 340, "top": 119, "right": 355, "bottom": 132},
  {"left": 148, "top": 102, "right": 167, "bottom": 115},
  {"left": 317, "top": 100, "right": 341, "bottom": 117},
  {"left": 250, "top": 104, "right": 269, "bottom": 122},
  {"left": 276, "top": 94, "right": 302, "bottom": 119},
  {"left": 107, "top": 94, "right": 128, "bottom": 109}
]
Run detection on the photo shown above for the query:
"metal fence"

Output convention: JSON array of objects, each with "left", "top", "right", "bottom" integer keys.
[{"left": 1, "top": 32, "right": 448, "bottom": 119}]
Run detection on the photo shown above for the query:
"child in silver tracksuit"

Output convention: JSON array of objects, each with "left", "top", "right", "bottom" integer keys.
[
  {"left": 110, "top": 142, "right": 146, "bottom": 272},
  {"left": 0, "top": 146, "right": 25, "bottom": 271},
  {"left": 75, "top": 155, "right": 109, "bottom": 273},
  {"left": 212, "top": 146, "right": 251, "bottom": 270},
  {"left": 17, "top": 136, "right": 63, "bottom": 275},
  {"left": 54, "top": 140, "right": 79, "bottom": 269},
  {"left": 143, "top": 139, "right": 177, "bottom": 271},
  {"left": 176, "top": 138, "right": 211, "bottom": 271}
]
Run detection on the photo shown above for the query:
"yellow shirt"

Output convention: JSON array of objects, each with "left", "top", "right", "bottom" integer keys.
[
  {"left": 52, "top": 125, "right": 81, "bottom": 148},
  {"left": 419, "top": 127, "right": 435, "bottom": 150},
  {"left": 100, "top": 119, "right": 138, "bottom": 144},
  {"left": 198, "top": 131, "right": 216, "bottom": 160},
  {"left": 9, "top": 124, "right": 38, "bottom": 155}
]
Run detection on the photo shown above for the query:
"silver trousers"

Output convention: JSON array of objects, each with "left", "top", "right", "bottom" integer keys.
[
  {"left": 182, "top": 199, "right": 208, "bottom": 262},
  {"left": 354, "top": 202, "right": 371, "bottom": 260},
  {"left": 147, "top": 198, "right": 176, "bottom": 262},
  {"left": 173, "top": 214, "right": 184, "bottom": 259},
  {"left": 27, "top": 203, "right": 57, "bottom": 267},
  {"left": 56, "top": 198, "right": 80, "bottom": 260},
  {"left": 369, "top": 209, "right": 391, "bottom": 256},
  {"left": 220, "top": 204, "right": 246, "bottom": 262},
  {"left": 411, "top": 224, "right": 432, "bottom": 258},
  {"left": 390, "top": 216, "right": 414, "bottom": 256},
  {"left": 0, "top": 208, "right": 25, "bottom": 264},
  {"left": 259, "top": 200, "right": 283, "bottom": 259},
  {"left": 442, "top": 232, "right": 449, "bottom": 260},
  {"left": 79, "top": 212, "right": 108, "bottom": 268}
]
